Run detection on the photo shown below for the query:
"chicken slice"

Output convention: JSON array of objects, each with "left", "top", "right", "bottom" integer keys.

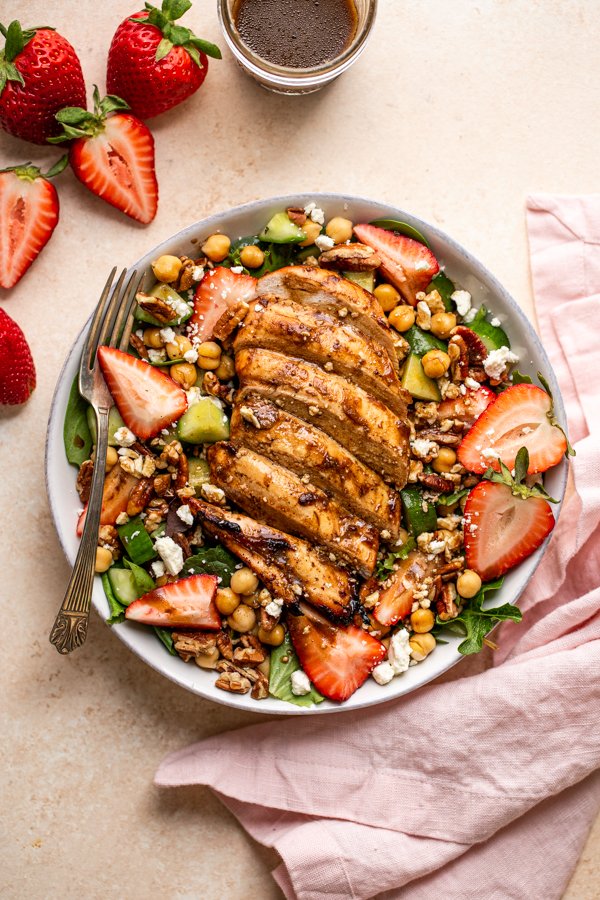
[
  {"left": 207, "top": 443, "right": 379, "bottom": 576},
  {"left": 230, "top": 396, "right": 402, "bottom": 539},
  {"left": 188, "top": 499, "right": 356, "bottom": 619},
  {"left": 256, "top": 266, "right": 399, "bottom": 372},
  {"left": 235, "top": 348, "right": 410, "bottom": 488},
  {"left": 234, "top": 299, "right": 409, "bottom": 417}
]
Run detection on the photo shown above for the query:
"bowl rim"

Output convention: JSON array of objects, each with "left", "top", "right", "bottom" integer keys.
[{"left": 45, "top": 192, "right": 569, "bottom": 716}]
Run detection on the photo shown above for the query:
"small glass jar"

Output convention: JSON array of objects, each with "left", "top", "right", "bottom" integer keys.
[{"left": 217, "top": 0, "right": 378, "bottom": 95}]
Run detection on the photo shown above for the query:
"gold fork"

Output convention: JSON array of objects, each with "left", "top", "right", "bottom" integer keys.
[{"left": 49, "top": 268, "right": 142, "bottom": 654}]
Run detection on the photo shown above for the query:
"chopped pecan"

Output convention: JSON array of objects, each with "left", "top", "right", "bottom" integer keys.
[
  {"left": 153, "top": 473, "right": 172, "bottom": 496},
  {"left": 203, "top": 371, "right": 235, "bottom": 404},
  {"left": 135, "top": 291, "right": 177, "bottom": 324},
  {"left": 175, "top": 452, "right": 189, "bottom": 491},
  {"left": 216, "top": 632, "right": 234, "bottom": 660},
  {"left": 160, "top": 441, "right": 182, "bottom": 466},
  {"left": 251, "top": 671, "right": 269, "bottom": 700},
  {"left": 212, "top": 299, "right": 250, "bottom": 342},
  {"left": 215, "top": 671, "right": 251, "bottom": 694},
  {"left": 126, "top": 477, "right": 154, "bottom": 517},
  {"left": 259, "top": 607, "right": 278, "bottom": 633},
  {"left": 76, "top": 459, "right": 93, "bottom": 503},
  {"left": 437, "top": 559, "right": 465, "bottom": 579},
  {"left": 436, "top": 582, "right": 459, "bottom": 621},
  {"left": 286, "top": 206, "right": 307, "bottom": 227},
  {"left": 417, "top": 472, "right": 456, "bottom": 493},
  {"left": 233, "top": 635, "right": 266, "bottom": 666},
  {"left": 172, "top": 531, "right": 192, "bottom": 560},
  {"left": 448, "top": 334, "right": 469, "bottom": 382},
  {"left": 216, "top": 659, "right": 260, "bottom": 683},
  {"left": 129, "top": 332, "right": 149, "bottom": 360},
  {"left": 423, "top": 289, "right": 446, "bottom": 315},
  {"left": 174, "top": 256, "right": 197, "bottom": 292},
  {"left": 318, "top": 242, "right": 381, "bottom": 272},
  {"left": 173, "top": 631, "right": 217, "bottom": 662},
  {"left": 416, "top": 428, "right": 462, "bottom": 447},
  {"left": 98, "top": 525, "right": 120, "bottom": 556}
]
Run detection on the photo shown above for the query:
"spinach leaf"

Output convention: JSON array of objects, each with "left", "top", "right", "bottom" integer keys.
[
  {"left": 63, "top": 375, "right": 92, "bottom": 466},
  {"left": 225, "top": 236, "right": 296, "bottom": 277},
  {"left": 123, "top": 558, "right": 155, "bottom": 595},
  {"left": 427, "top": 271, "right": 455, "bottom": 311},
  {"left": 182, "top": 544, "right": 238, "bottom": 586},
  {"left": 511, "top": 370, "right": 533, "bottom": 385},
  {"left": 269, "top": 633, "right": 324, "bottom": 707},
  {"left": 435, "top": 577, "right": 521, "bottom": 655},
  {"left": 375, "top": 536, "right": 416, "bottom": 580},
  {"left": 154, "top": 627, "right": 176, "bottom": 655}
]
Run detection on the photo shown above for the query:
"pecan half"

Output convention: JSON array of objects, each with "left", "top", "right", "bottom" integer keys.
[
  {"left": 129, "top": 332, "right": 149, "bottom": 360},
  {"left": 318, "top": 242, "right": 381, "bottom": 272},
  {"left": 215, "top": 671, "right": 251, "bottom": 694},
  {"left": 173, "top": 631, "right": 217, "bottom": 662},
  {"left": 212, "top": 299, "right": 250, "bottom": 342},
  {"left": 175, "top": 452, "right": 189, "bottom": 491},
  {"left": 448, "top": 334, "right": 469, "bottom": 382},
  {"left": 172, "top": 531, "right": 192, "bottom": 560},
  {"left": 153, "top": 473, "right": 172, "bottom": 496},
  {"left": 203, "top": 371, "right": 235, "bottom": 404},
  {"left": 417, "top": 428, "right": 462, "bottom": 447},
  {"left": 259, "top": 607, "right": 278, "bottom": 633},
  {"left": 452, "top": 326, "right": 488, "bottom": 365},
  {"left": 436, "top": 582, "right": 459, "bottom": 621},
  {"left": 251, "top": 671, "right": 269, "bottom": 700},
  {"left": 417, "top": 472, "right": 457, "bottom": 493},
  {"left": 76, "top": 459, "right": 93, "bottom": 503},
  {"left": 216, "top": 632, "right": 234, "bottom": 660},
  {"left": 233, "top": 635, "right": 266, "bottom": 666},
  {"left": 135, "top": 292, "right": 177, "bottom": 324},
  {"left": 126, "top": 477, "right": 154, "bottom": 517},
  {"left": 286, "top": 206, "right": 307, "bottom": 227}
]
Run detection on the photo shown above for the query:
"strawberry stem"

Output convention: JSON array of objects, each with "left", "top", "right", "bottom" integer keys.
[{"left": 48, "top": 87, "right": 130, "bottom": 144}]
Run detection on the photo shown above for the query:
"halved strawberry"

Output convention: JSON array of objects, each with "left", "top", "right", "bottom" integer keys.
[
  {"left": 457, "top": 384, "right": 568, "bottom": 474},
  {"left": 287, "top": 605, "right": 386, "bottom": 702},
  {"left": 374, "top": 551, "right": 434, "bottom": 627},
  {"left": 76, "top": 466, "right": 138, "bottom": 535},
  {"left": 353, "top": 223, "right": 439, "bottom": 305},
  {"left": 125, "top": 574, "right": 220, "bottom": 629},
  {"left": 187, "top": 267, "right": 257, "bottom": 345},
  {"left": 0, "top": 158, "right": 67, "bottom": 290},
  {"left": 463, "top": 480, "right": 555, "bottom": 581},
  {"left": 98, "top": 346, "right": 187, "bottom": 440},
  {"left": 436, "top": 385, "right": 495, "bottom": 428},
  {"left": 49, "top": 88, "right": 158, "bottom": 224}
]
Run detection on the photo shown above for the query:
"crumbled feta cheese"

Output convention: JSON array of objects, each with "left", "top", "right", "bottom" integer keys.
[
  {"left": 151, "top": 560, "right": 166, "bottom": 578},
  {"left": 114, "top": 426, "right": 137, "bottom": 447},
  {"left": 464, "top": 376, "right": 481, "bottom": 391},
  {"left": 185, "top": 386, "right": 204, "bottom": 407},
  {"left": 201, "top": 483, "right": 226, "bottom": 504},
  {"left": 463, "top": 307, "right": 477, "bottom": 323},
  {"left": 183, "top": 348, "right": 198, "bottom": 363},
  {"left": 265, "top": 600, "right": 283, "bottom": 618},
  {"left": 167, "top": 296, "right": 192, "bottom": 319},
  {"left": 416, "top": 300, "right": 432, "bottom": 330},
  {"left": 291, "top": 670, "right": 312, "bottom": 696},
  {"left": 483, "top": 346, "right": 519, "bottom": 380},
  {"left": 451, "top": 289, "right": 472, "bottom": 317},
  {"left": 315, "top": 234, "right": 335, "bottom": 251},
  {"left": 159, "top": 327, "right": 176, "bottom": 344},
  {"left": 304, "top": 202, "right": 325, "bottom": 225},
  {"left": 191, "top": 265, "right": 204, "bottom": 282},
  {"left": 411, "top": 438, "right": 438, "bottom": 459},
  {"left": 148, "top": 348, "right": 166, "bottom": 364},
  {"left": 135, "top": 329, "right": 144, "bottom": 340},
  {"left": 490, "top": 316, "right": 501, "bottom": 327},
  {"left": 372, "top": 661, "right": 395, "bottom": 685},
  {"left": 115, "top": 512, "right": 129, "bottom": 526},
  {"left": 176, "top": 504, "right": 194, "bottom": 526},
  {"left": 154, "top": 535, "right": 184, "bottom": 576},
  {"left": 231, "top": 265, "right": 244, "bottom": 274},
  {"left": 388, "top": 629, "right": 411, "bottom": 675},
  {"left": 428, "top": 540, "right": 446, "bottom": 555}
]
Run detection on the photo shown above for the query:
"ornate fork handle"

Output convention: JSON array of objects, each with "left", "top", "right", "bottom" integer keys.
[{"left": 50, "top": 406, "right": 111, "bottom": 654}]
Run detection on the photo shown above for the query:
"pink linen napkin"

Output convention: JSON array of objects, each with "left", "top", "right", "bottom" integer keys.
[{"left": 156, "top": 195, "right": 600, "bottom": 900}]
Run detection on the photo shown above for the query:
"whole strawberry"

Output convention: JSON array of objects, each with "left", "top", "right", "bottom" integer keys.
[
  {"left": 0, "top": 307, "right": 36, "bottom": 404},
  {"left": 106, "top": 0, "right": 221, "bottom": 120},
  {"left": 0, "top": 20, "right": 86, "bottom": 144}
]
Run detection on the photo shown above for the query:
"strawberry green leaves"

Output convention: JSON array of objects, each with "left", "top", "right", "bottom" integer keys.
[
  {"left": 49, "top": 86, "right": 130, "bottom": 142},
  {"left": 130, "top": 0, "right": 221, "bottom": 66},
  {"left": 483, "top": 446, "right": 558, "bottom": 503}
]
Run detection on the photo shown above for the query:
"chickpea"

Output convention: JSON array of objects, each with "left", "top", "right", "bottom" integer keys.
[
  {"left": 197, "top": 340, "right": 222, "bottom": 371},
  {"left": 299, "top": 220, "right": 322, "bottom": 247},
  {"left": 432, "top": 447, "right": 457, "bottom": 473},
  {"left": 216, "top": 587, "right": 241, "bottom": 616},
  {"left": 194, "top": 648, "right": 220, "bottom": 669},
  {"left": 143, "top": 327, "right": 164, "bottom": 349},
  {"left": 215, "top": 354, "right": 235, "bottom": 381},
  {"left": 258, "top": 624, "right": 285, "bottom": 647},
  {"left": 240, "top": 245, "right": 265, "bottom": 269},
  {"left": 430, "top": 311, "right": 457, "bottom": 340},
  {"left": 95, "top": 546, "right": 113, "bottom": 573},
  {"left": 374, "top": 283, "right": 400, "bottom": 312},
  {"left": 457, "top": 569, "right": 482, "bottom": 599},
  {"left": 242, "top": 591, "right": 261, "bottom": 608},
  {"left": 422, "top": 349, "right": 451, "bottom": 379},
  {"left": 388, "top": 305, "right": 416, "bottom": 333},
  {"left": 166, "top": 334, "right": 193, "bottom": 360},
  {"left": 228, "top": 604, "right": 257, "bottom": 633},
  {"left": 201, "top": 233, "right": 231, "bottom": 263},
  {"left": 230, "top": 567, "right": 259, "bottom": 596},
  {"left": 410, "top": 608, "right": 435, "bottom": 633},
  {"left": 152, "top": 255, "right": 182, "bottom": 284},
  {"left": 105, "top": 446, "right": 119, "bottom": 472},
  {"left": 325, "top": 216, "right": 353, "bottom": 244},
  {"left": 169, "top": 362, "right": 197, "bottom": 390},
  {"left": 409, "top": 632, "right": 436, "bottom": 661}
]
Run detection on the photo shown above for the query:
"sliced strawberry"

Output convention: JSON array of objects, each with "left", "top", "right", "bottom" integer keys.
[
  {"left": 125, "top": 574, "right": 220, "bottom": 629},
  {"left": 287, "top": 605, "right": 386, "bottom": 702},
  {"left": 98, "top": 346, "right": 187, "bottom": 440},
  {"left": 353, "top": 223, "right": 439, "bottom": 305},
  {"left": 76, "top": 466, "right": 138, "bottom": 535},
  {"left": 187, "top": 267, "right": 257, "bottom": 344},
  {"left": 0, "top": 160, "right": 66, "bottom": 290},
  {"left": 436, "top": 385, "right": 496, "bottom": 428},
  {"left": 457, "top": 384, "right": 568, "bottom": 474},
  {"left": 463, "top": 480, "right": 555, "bottom": 581},
  {"left": 374, "top": 551, "right": 435, "bottom": 627}
]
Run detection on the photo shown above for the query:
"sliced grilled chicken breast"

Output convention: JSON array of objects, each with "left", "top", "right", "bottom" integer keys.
[
  {"left": 188, "top": 499, "right": 356, "bottom": 619},
  {"left": 234, "top": 299, "right": 408, "bottom": 417},
  {"left": 256, "top": 266, "right": 399, "bottom": 371},
  {"left": 207, "top": 443, "right": 379, "bottom": 576},
  {"left": 230, "top": 396, "right": 402, "bottom": 539},
  {"left": 235, "top": 348, "right": 410, "bottom": 487}
]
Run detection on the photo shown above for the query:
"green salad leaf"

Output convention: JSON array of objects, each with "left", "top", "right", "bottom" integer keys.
[
  {"left": 102, "top": 572, "right": 126, "bottom": 625},
  {"left": 154, "top": 627, "right": 176, "bottom": 655},
  {"left": 225, "top": 236, "right": 296, "bottom": 277},
  {"left": 123, "top": 558, "right": 155, "bottom": 595},
  {"left": 427, "top": 271, "right": 455, "bottom": 311},
  {"left": 182, "top": 544, "right": 238, "bottom": 586},
  {"left": 435, "top": 577, "right": 522, "bottom": 655},
  {"left": 269, "top": 633, "right": 324, "bottom": 707},
  {"left": 375, "top": 536, "right": 416, "bottom": 580},
  {"left": 63, "top": 376, "right": 92, "bottom": 466}
]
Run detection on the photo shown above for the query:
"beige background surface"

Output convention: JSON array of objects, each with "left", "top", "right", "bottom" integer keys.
[{"left": 1, "top": 1, "right": 598, "bottom": 897}]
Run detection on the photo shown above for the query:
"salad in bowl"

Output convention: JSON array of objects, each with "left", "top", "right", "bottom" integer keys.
[{"left": 48, "top": 194, "right": 570, "bottom": 713}]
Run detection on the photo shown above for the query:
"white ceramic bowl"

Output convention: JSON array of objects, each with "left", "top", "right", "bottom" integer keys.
[{"left": 46, "top": 193, "right": 568, "bottom": 715}]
